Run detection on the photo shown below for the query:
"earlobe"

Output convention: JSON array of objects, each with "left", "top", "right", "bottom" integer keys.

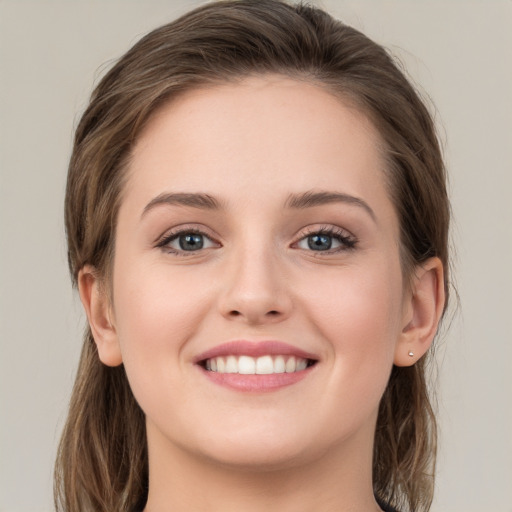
[
  {"left": 394, "top": 257, "right": 445, "bottom": 367},
  {"left": 78, "top": 265, "right": 123, "bottom": 367}
]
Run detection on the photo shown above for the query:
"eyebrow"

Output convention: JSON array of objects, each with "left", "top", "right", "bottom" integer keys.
[
  {"left": 141, "top": 192, "right": 222, "bottom": 218},
  {"left": 141, "top": 190, "right": 376, "bottom": 222},
  {"left": 285, "top": 191, "right": 376, "bottom": 222}
]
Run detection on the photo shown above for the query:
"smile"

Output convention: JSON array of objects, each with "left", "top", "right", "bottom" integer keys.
[
  {"left": 195, "top": 340, "right": 319, "bottom": 391},
  {"left": 204, "top": 355, "right": 314, "bottom": 374}
]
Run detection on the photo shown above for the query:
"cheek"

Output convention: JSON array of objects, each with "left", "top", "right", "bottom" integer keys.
[
  {"left": 113, "top": 267, "right": 208, "bottom": 348},
  {"left": 109, "top": 261, "right": 212, "bottom": 391},
  {"left": 109, "top": 269, "right": 207, "bottom": 421},
  {"left": 299, "top": 261, "right": 404, "bottom": 375}
]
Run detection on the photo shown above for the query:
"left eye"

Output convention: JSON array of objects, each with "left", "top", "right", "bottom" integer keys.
[
  {"left": 296, "top": 231, "right": 355, "bottom": 252},
  {"left": 163, "top": 231, "right": 217, "bottom": 252}
]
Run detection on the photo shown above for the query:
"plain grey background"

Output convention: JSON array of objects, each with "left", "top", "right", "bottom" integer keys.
[{"left": 1, "top": 1, "right": 511, "bottom": 511}]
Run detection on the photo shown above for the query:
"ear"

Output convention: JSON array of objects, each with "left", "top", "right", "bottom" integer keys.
[
  {"left": 78, "top": 265, "right": 123, "bottom": 367},
  {"left": 394, "top": 257, "right": 445, "bottom": 367}
]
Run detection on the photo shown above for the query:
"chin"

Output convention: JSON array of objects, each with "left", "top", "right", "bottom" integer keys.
[
  {"left": 196, "top": 440, "right": 315, "bottom": 473},
  {"left": 184, "top": 417, "right": 348, "bottom": 473}
]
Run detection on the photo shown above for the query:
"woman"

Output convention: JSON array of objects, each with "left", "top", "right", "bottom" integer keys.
[{"left": 55, "top": 1, "right": 449, "bottom": 511}]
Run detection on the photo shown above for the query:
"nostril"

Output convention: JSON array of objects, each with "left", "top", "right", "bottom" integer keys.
[{"left": 223, "top": 306, "right": 288, "bottom": 323}]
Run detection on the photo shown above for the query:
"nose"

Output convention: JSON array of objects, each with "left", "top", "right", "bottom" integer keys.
[{"left": 218, "top": 244, "right": 292, "bottom": 325}]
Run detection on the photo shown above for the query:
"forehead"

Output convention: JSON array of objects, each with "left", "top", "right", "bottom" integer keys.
[{"left": 126, "top": 75, "right": 392, "bottom": 218}]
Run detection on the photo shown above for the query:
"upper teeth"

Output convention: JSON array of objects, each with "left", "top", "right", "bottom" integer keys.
[{"left": 204, "top": 355, "right": 309, "bottom": 374}]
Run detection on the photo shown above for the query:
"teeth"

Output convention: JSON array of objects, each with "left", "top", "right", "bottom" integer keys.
[
  {"left": 285, "top": 356, "right": 296, "bottom": 373},
  {"left": 238, "top": 355, "right": 256, "bottom": 374},
  {"left": 256, "top": 355, "right": 274, "bottom": 374},
  {"left": 204, "top": 355, "right": 311, "bottom": 374},
  {"left": 274, "top": 355, "right": 285, "bottom": 373},
  {"left": 296, "top": 358, "right": 308, "bottom": 371},
  {"left": 225, "top": 356, "right": 238, "bottom": 374}
]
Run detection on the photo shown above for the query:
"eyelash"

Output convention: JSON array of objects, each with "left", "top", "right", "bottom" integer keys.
[
  {"left": 156, "top": 227, "right": 218, "bottom": 256},
  {"left": 156, "top": 225, "right": 357, "bottom": 255},
  {"left": 294, "top": 226, "right": 357, "bottom": 253}
]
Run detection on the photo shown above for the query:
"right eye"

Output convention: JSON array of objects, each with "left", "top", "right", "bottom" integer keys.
[
  {"left": 293, "top": 226, "right": 357, "bottom": 254},
  {"left": 158, "top": 229, "right": 219, "bottom": 254}
]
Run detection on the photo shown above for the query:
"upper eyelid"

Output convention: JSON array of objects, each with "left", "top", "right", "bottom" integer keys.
[
  {"left": 294, "top": 224, "right": 355, "bottom": 240},
  {"left": 155, "top": 224, "right": 220, "bottom": 245}
]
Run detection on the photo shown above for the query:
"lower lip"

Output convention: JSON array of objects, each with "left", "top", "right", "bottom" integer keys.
[{"left": 199, "top": 367, "right": 314, "bottom": 392}]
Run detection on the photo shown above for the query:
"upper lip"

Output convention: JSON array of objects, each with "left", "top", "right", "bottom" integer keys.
[{"left": 193, "top": 340, "right": 319, "bottom": 364}]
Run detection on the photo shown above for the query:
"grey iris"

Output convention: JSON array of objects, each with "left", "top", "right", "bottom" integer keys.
[
  {"left": 179, "top": 233, "right": 204, "bottom": 251},
  {"left": 308, "top": 234, "right": 332, "bottom": 251}
]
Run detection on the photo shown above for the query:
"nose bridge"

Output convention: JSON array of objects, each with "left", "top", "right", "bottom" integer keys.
[{"left": 219, "top": 234, "right": 291, "bottom": 324}]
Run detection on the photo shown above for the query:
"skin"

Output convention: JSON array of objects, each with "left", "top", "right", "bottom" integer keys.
[{"left": 80, "top": 75, "right": 444, "bottom": 512}]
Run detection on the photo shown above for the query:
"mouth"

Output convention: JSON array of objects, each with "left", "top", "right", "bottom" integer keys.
[
  {"left": 194, "top": 340, "right": 318, "bottom": 392},
  {"left": 200, "top": 354, "right": 317, "bottom": 374}
]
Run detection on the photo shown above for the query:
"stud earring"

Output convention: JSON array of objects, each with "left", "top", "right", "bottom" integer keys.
[{"left": 408, "top": 351, "right": 414, "bottom": 357}]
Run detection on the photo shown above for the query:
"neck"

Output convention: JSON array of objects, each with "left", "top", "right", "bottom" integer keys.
[{"left": 143, "top": 421, "right": 382, "bottom": 512}]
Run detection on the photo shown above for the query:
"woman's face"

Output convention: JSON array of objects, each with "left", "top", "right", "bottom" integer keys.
[{"left": 107, "top": 76, "right": 411, "bottom": 468}]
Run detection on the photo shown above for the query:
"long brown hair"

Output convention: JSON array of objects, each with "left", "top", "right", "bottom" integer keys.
[{"left": 55, "top": 1, "right": 450, "bottom": 511}]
